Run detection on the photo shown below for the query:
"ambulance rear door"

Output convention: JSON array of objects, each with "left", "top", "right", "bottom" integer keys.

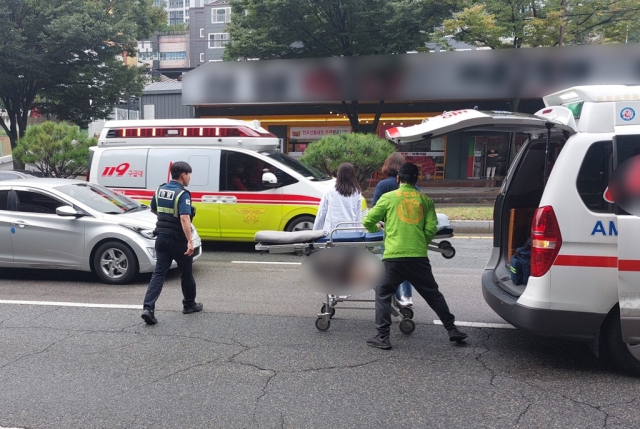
[
  {"left": 614, "top": 129, "right": 640, "bottom": 347},
  {"left": 147, "top": 148, "right": 221, "bottom": 239}
]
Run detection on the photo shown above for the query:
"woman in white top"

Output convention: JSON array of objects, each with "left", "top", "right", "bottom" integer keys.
[{"left": 313, "top": 162, "right": 363, "bottom": 233}]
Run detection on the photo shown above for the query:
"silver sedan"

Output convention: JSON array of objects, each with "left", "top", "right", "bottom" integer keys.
[{"left": 0, "top": 178, "right": 202, "bottom": 284}]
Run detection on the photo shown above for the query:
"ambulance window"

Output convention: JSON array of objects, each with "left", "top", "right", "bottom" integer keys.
[
  {"left": 220, "top": 151, "right": 296, "bottom": 191},
  {"left": 576, "top": 140, "right": 614, "bottom": 213},
  {"left": 614, "top": 135, "right": 640, "bottom": 166}
]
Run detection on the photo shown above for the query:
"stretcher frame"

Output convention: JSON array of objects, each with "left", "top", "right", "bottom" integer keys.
[{"left": 254, "top": 222, "right": 456, "bottom": 332}]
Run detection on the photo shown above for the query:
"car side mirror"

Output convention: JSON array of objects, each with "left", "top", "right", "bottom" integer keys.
[
  {"left": 262, "top": 172, "right": 278, "bottom": 187},
  {"left": 56, "top": 206, "right": 81, "bottom": 217}
]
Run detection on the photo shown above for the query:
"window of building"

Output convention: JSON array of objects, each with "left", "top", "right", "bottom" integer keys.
[
  {"left": 159, "top": 51, "right": 187, "bottom": 60},
  {"left": 199, "top": 52, "right": 204, "bottom": 62},
  {"left": 212, "top": 7, "right": 231, "bottom": 23},
  {"left": 200, "top": 28, "right": 205, "bottom": 38},
  {"left": 169, "top": 10, "right": 184, "bottom": 25},
  {"left": 138, "top": 52, "right": 159, "bottom": 61},
  {"left": 168, "top": 0, "right": 184, "bottom": 8},
  {"left": 208, "top": 33, "right": 230, "bottom": 49},
  {"left": 576, "top": 140, "right": 614, "bottom": 213}
]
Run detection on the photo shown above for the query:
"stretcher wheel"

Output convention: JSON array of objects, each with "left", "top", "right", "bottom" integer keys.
[
  {"left": 399, "top": 319, "right": 415, "bottom": 334},
  {"left": 400, "top": 307, "right": 414, "bottom": 319},
  {"left": 321, "top": 304, "right": 336, "bottom": 318},
  {"left": 315, "top": 318, "right": 330, "bottom": 331},
  {"left": 438, "top": 241, "right": 456, "bottom": 259}
]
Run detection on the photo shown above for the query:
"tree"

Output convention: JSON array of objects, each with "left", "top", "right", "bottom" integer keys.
[
  {"left": 442, "top": 0, "right": 640, "bottom": 49},
  {"left": 300, "top": 133, "right": 395, "bottom": 190},
  {"left": 13, "top": 122, "right": 97, "bottom": 178},
  {"left": 224, "top": 0, "right": 456, "bottom": 132},
  {"left": 0, "top": 0, "right": 165, "bottom": 168}
]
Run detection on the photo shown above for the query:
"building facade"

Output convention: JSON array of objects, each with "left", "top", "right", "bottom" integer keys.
[
  {"left": 137, "top": 31, "right": 191, "bottom": 80},
  {"left": 189, "top": 0, "right": 232, "bottom": 66}
]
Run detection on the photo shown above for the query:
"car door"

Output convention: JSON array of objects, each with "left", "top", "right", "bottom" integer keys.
[
  {"left": 0, "top": 188, "right": 12, "bottom": 263},
  {"left": 9, "top": 188, "right": 85, "bottom": 268},
  {"left": 147, "top": 148, "right": 221, "bottom": 239},
  {"left": 218, "top": 150, "right": 283, "bottom": 240}
]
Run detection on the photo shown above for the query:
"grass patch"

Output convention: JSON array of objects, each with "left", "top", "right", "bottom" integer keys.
[{"left": 437, "top": 206, "right": 493, "bottom": 220}]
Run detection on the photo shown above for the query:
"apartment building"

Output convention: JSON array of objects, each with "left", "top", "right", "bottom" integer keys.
[{"left": 189, "top": 0, "right": 232, "bottom": 66}]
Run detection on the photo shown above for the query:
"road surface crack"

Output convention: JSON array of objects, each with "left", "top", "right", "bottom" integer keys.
[{"left": 0, "top": 332, "right": 79, "bottom": 371}]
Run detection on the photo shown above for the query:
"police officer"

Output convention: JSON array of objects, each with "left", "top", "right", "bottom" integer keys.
[{"left": 141, "top": 161, "right": 202, "bottom": 325}]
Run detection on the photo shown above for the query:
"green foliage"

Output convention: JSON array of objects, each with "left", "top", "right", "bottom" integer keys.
[
  {"left": 440, "top": 0, "right": 640, "bottom": 49},
  {"left": 224, "top": 0, "right": 453, "bottom": 60},
  {"left": 300, "top": 133, "right": 395, "bottom": 190},
  {"left": 0, "top": 0, "right": 165, "bottom": 160},
  {"left": 13, "top": 122, "right": 97, "bottom": 178}
]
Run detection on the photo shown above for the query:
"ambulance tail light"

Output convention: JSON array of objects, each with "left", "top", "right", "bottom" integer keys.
[{"left": 530, "top": 206, "right": 562, "bottom": 277}]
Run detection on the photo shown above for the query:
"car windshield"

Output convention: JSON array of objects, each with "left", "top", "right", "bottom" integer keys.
[
  {"left": 55, "top": 183, "right": 142, "bottom": 214},
  {"left": 262, "top": 151, "right": 331, "bottom": 181}
]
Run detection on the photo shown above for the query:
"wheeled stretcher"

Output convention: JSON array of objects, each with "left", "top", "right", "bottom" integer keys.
[{"left": 254, "top": 222, "right": 456, "bottom": 332}]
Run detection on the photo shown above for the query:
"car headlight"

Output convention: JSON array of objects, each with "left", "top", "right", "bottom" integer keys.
[{"left": 121, "top": 223, "right": 156, "bottom": 240}]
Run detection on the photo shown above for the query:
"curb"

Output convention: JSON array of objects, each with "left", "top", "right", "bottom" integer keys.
[
  {"left": 450, "top": 220, "right": 493, "bottom": 234},
  {"left": 0, "top": 155, "right": 11, "bottom": 165}
]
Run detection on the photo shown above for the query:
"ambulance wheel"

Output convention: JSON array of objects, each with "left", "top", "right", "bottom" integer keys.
[
  {"left": 399, "top": 319, "right": 415, "bottom": 335},
  {"left": 315, "top": 318, "right": 330, "bottom": 331},
  {"left": 400, "top": 307, "right": 414, "bottom": 319},
  {"left": 92, "top": 241, "right": 138, "bottom": 285},
  {"left": 321, "top": 304, "right": 336, "bottom": 318},
  {"left": 286, "top": 215, "right": 315, "bottom": 232},
  {"left": 439, "top": 241, "right": 456, "bottom": 259},
  {"left": 600, "top": 307, "right": 640, "bottom": 376}
]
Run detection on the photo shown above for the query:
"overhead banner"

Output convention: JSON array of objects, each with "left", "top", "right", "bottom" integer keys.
[{"left": 183, "top": 43, "right": 640, "bottom": 105}]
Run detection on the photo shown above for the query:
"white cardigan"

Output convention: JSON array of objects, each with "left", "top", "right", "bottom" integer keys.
[{"left": 312, "top": 188, "right": 363, "bottom": 233}]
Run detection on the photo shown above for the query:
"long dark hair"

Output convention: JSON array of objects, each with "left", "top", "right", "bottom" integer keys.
[{"left": 335, "top": 162, "right": 360, "bottom": 197}]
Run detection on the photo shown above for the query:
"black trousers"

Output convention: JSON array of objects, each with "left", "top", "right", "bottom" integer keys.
[
  {"left": 375, "top": 258, "right": 456, "bottom": 336},
  {"left": 143, "top": 235, "right": 196, "bottom": 311}
]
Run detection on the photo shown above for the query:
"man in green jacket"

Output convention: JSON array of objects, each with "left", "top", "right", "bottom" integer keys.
[{"left": 362, "top": 163, "right": 467, "bottom": 349}]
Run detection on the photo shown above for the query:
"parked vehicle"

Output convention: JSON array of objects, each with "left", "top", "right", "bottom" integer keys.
[
  {"left": 387, "top": 85, "right": 640, "bottom": 375},
  {"left": 88, "top": 119, "right": 344, "bottom": 242},
  {"left": 0, "top": 170, "right": 40, "bottom": 180},
  {"left": 0, "top": 178, "right": 202, "bottom": 284}
]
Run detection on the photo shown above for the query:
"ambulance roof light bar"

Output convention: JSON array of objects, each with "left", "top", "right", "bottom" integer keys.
[{"left": 543, "top": 85, "right": 640, "bottom": 107}]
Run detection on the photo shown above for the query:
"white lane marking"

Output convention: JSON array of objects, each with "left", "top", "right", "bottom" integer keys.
[
  {"left": 0, "top": 300, "right": 142, "bottom": 309},
  {"left": 0, "top": 426, "right": 24, "bottom": 429},
  {"left": 231, "top": 261, "right": 302, "bottom": 265},
  {"left": 433, "top": 320, "right": 515, "bottom": 329}
]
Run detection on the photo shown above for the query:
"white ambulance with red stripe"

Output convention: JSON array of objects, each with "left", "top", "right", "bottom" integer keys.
[
  {"left": 88, "top": 119, "right": 337, "bottom": 242},
  {"left": 386, "top": 85, "right": 640, "bottom": 375}
]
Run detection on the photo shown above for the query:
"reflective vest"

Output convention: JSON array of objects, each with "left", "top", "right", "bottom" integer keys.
[{"left": 154, "top": 183, "right": 189, "bottom": 239}]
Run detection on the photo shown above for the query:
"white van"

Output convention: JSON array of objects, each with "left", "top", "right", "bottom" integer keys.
[
  {"left": 387, "top": 85, "right": 640, "bottom": 375},
  {"left": 88, "top": 119, "right": 336, "bottom": 241}
]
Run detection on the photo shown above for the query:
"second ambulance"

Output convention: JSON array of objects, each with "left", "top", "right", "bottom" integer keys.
[{"left": 387, "top": 85, "right": 640, "bottom": 375}]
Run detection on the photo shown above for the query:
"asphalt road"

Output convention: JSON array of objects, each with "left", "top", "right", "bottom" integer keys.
[{"left": 1, "top": 237, "right": 639, "bottom": 429}]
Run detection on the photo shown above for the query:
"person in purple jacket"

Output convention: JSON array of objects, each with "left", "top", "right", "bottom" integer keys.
[{"left": 373, "top": 152, "right": 415, "bottom": 307}]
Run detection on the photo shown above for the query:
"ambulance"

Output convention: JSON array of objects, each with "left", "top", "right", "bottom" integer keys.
[
  {"left": 386, "top": 85, "right": 640, "bottom": 375},
  {"left": 88, "top": 118, "right": 338, "bottom": 242}
]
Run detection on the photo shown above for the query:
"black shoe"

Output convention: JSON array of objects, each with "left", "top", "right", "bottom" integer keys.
[
  {"left": 141, "top": 309, "right": 157, "bottom": 325},
  {"left": 447, "top": 327, "right": 468, "bottom": 343},
  {"left": 183, "top": 302, "right": 203, "bottom": 314},
  {"left": 366, "top": 334, "right": 392, "bottom": 350}
]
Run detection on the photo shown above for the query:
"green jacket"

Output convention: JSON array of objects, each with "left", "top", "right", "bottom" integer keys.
[{"left": 363, "top": 183, "right": 437, "bottom": 259}]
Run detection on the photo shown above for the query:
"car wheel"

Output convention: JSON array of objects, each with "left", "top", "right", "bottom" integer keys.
[
  {"left": 600, "top": 306, "right": 640, "bottom": 376},
  {"left": 93, "top": 241, "right": 138, "bottom": 285},
  {"left": 286, "top": 215, "right": 315, "bottom": 232}
]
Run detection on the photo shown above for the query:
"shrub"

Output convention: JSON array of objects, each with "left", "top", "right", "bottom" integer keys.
[
  {"left": 300, "top": 133, "right": 395, "bottom": 190},
  {"left": 13, "top": 122, "right": 97, "bottom": 178}
]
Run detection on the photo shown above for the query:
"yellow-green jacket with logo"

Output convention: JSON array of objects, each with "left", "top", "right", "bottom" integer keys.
[{"left": 363, "top": 183, "right": 437, "bottom": 259}]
